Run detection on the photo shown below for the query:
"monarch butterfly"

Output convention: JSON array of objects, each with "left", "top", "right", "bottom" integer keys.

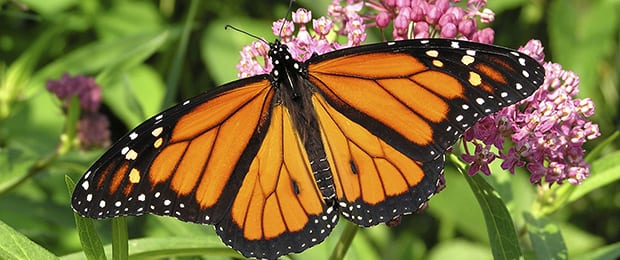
[{"left": 71, "top": 38, "right": 544, "bottom": 258}]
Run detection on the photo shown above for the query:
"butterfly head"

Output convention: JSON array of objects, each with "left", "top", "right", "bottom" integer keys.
[{"left": 268, "top": 40, "right": 300, "bottom": 79}]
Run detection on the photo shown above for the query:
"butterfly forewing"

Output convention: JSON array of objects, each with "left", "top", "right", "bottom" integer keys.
[
  {"left": 72, "top": 76, "right": 274, "bottom": 223},
  {"left": 307, "top": 39, "right": 544, "bottom": 162}
]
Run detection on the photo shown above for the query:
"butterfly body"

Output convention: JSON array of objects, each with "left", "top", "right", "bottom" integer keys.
[{"left": 72, "top": 39, "right": 544, "bottom": 259}]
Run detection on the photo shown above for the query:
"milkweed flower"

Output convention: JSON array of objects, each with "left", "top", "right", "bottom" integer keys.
[
  {"left": 358, "top": 0, "right": 495, "bottom": 42},
  {"left": 46, "top": 73, "right": 111, "bottom": 149},
  {"left": 46, "top": 73, "right": 102, "bottom": 113},
  {"left": 237, "top": 7, "right": 367, "bottom": 78}
]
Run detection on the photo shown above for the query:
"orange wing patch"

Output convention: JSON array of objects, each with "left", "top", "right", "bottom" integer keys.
[
  {"left": 312, "top": 94, "right": 426, "bottom": 215},
  {"left": 309, "top": 54, "right": 469, "bottom": 148},
  {"left": 309, "top": 52, "right": 427, "bottom": 78},
  {"left": 146, "top": 80, "right": 273, "bottom": 209},
  {"left": 231, "top": 104, "right": 325, "bottom": 240}
]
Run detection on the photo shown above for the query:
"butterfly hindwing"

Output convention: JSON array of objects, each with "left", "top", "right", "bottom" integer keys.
[
  {"left": 215, "top": 104, "right": 337, "bottom": 259},
  {"left": 312, "top": 93, "right": 443, "bottom": 226}
]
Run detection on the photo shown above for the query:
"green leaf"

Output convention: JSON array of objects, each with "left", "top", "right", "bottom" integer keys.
[
  {"left": 573, "top": 241, "right": 620, "bottom": 260},
  {"left": 201, "top": 17, "right": 273, "bottom": 85},
  {"left": 0, "top": 147, "right": 36, "bottom": 196},
  {"left": 568, "top": 150, "right": 620, "bottom": 203},
  {"left": 429, "top": 167, "right": 488, "bottom": 243},
  {"left": 33, "top": 31, "right": 168, "bottom": 90},
  {"left": 18, "top": 0, "right": 79, "bottom": 16},
  {"left": 0, "top": 26, "right": 61, "bottom": 119},
  {"left": 0, "top": 219, "right": 58, "bottom": 260},
  {"left": 548, "top": 0, "right": 619, "bottom": 123},
  {"left": 60, "top": 237, "right": 238, "bottom": 260},
  {"left": 427, "top": 239, "right": 493, "bottom": 260},
  {"left": 161, "top": 0, "right": 198, "bottom": 109},
  {"left": 463, "top": 171, "right": 521, "bottom": 259},
  {"left": 93, "top": 0, "right": 164, "bottom": 40},
  {"left": 65, "top": 176, "right": 106, "bottom": 260},
  {"left": 111, "top": 218, "right": 128, "bottom": 260},
  {"left": 329, "top": 221, "right": 358, "bottom": 260},
  {"left": 96, "top": 31, "right": 169, "bottom": 87},
  {"left": 523, "top": 212, "right": 568, "bottom": 259},
  {"left": 102, "top": 65, "right": 166, "bottom": 128}
]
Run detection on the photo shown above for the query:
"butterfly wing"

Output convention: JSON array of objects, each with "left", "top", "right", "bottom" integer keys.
[
  {"left": 215, "top": 103, "right": 338, "bottom": 258},
  {"left": 312, "top": 93, "right": 445, "bottom": 225},
  {"left": 71, "top": 76, "right": 275, "bottom": 223},
  {"left": 306, "top": 39, "right": 544, "bottom": 225},
  {"left": 71, "top": 37, "right": 545, "bottom": 258},
  {"left": 71, "top": 75, "right": 336, "bottom": 258}
]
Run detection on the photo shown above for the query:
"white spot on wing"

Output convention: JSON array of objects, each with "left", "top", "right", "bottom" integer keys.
[
  {"left": 522, "top": 70, "right": 530, "bottom": 78},
  {"left": 426, "top": 50, "right": 439, "bottom": 57},
  {"left": 151, "top": 127, "right": 163, "bottom": 137},
  {"left": 81, "top": 181, "right": 89, "bottom": 190},
  {"left": 516, "top": 83, "right": 523, "bottom": 90}
]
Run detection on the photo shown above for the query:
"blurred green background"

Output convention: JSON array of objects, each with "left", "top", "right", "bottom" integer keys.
[{"left": 1, "top": 0, "right": 618, "bottom": 259}]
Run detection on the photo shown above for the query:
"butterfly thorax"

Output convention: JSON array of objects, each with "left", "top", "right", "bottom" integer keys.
[{"left": 268, "top": 40, "right": 307, "bottom": 99}]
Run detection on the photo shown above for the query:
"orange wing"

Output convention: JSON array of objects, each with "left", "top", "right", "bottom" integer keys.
[
  {"left": 72, "top": 76, "right": 275, "bottom": 223},
  {"left": 306, "top": 39, "right": 543, "bottom": 225},
  {"left": 215, "top": 104, "right": 337, "bottom": 258},
  {"left": 312, "top": 93, "right": 443, "bottom": 226},
  {"left": 72, "top": 76, "right": 337, "bottom": 258}
]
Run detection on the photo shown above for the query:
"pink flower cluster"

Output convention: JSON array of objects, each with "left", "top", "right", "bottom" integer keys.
[
  {"left": 46, "top": 73, "right": 102, "bottom": 113},
  {"left": 46, "top": 73, "right": 111, "bottom": 149},
  {"left": 353, "top": 0, "right": 495, "bottom": 42},
  {"left": 236, "top": 8, "right": 366, "bottom": 78},
  {"left": 236, "top": 0, "right": 497, "bottom": 77}
]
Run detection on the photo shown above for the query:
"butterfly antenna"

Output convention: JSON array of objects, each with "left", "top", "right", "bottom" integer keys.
[
  {"left": 278, "top": 0, "right": 296, "bottom": 39},
  {"left": 224, "top": 25, "right": 268, "bottom": 44}
]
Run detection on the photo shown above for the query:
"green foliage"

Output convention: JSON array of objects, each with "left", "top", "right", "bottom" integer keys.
[
  {"left": 1, "top": 0, "right": 619, "bottom": 259},
  {"left": 0, "top": 219, "right": 59, "bottom": 259}
]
